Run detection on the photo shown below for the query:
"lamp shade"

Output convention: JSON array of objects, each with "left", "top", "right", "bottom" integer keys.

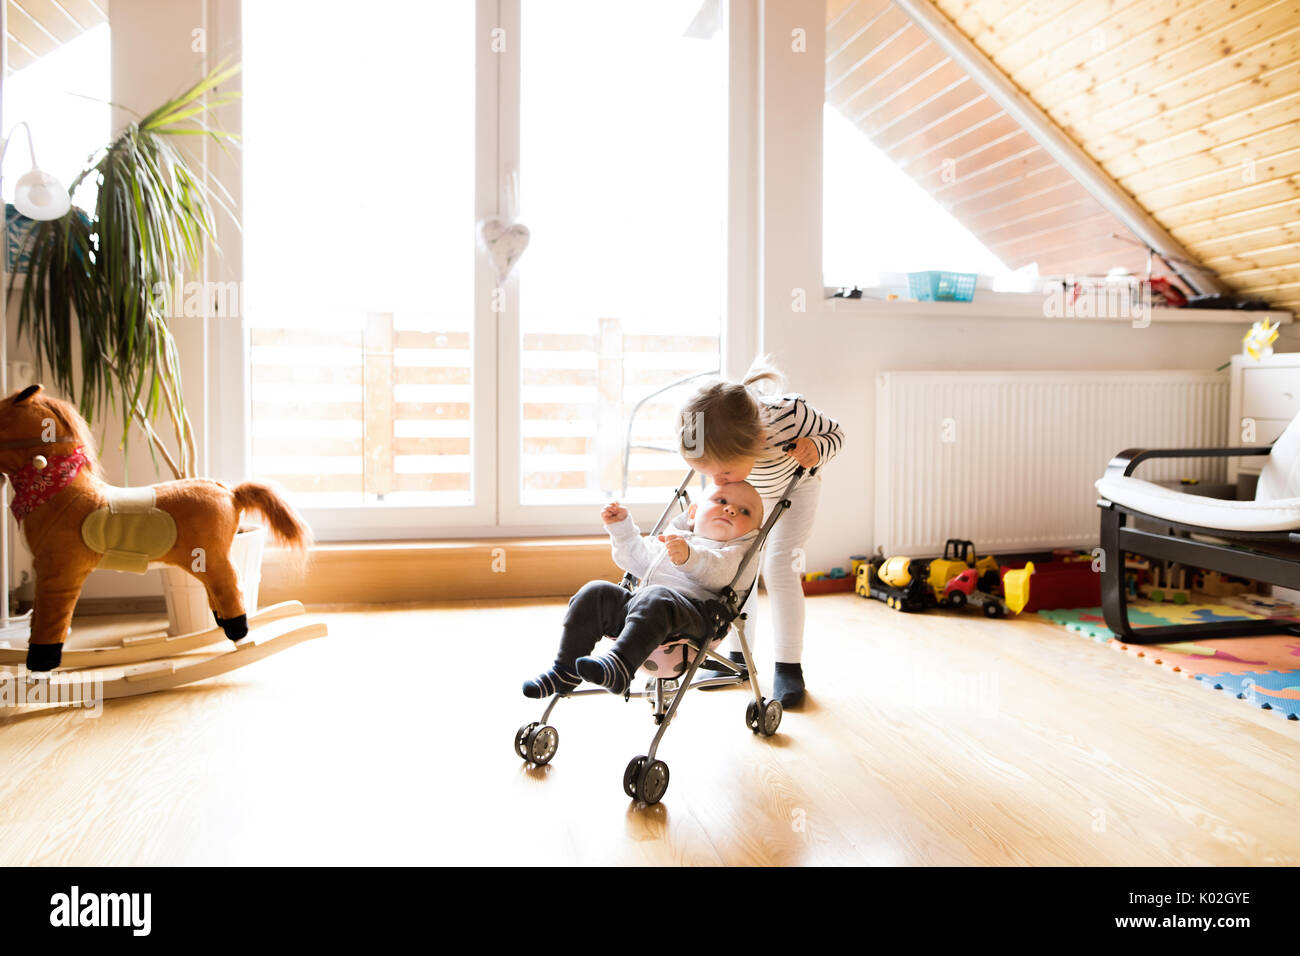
[{"left": 13, "top": 168, "right": 69, "bottom": 220}]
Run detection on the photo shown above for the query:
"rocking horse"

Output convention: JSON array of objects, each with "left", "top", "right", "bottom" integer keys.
[{"left": 0, "top": 384, "right": 313, "bottom": 672}]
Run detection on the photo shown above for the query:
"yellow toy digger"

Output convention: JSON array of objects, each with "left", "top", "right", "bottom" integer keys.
[{"left": 926, "top": 539, "right": 1000, "bottom": 605}]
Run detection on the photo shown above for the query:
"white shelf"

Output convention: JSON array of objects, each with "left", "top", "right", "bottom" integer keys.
[{"left": 823, "top": 291, "right": 1294, "bottom": 324}]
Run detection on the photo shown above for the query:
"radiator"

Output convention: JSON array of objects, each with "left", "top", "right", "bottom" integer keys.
[{"left": 875, "top": 371, "right": 1229, "bottom": 556}]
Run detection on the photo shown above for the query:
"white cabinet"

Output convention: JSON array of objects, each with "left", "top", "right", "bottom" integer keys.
[{"left": 1228, "top": 352, "right": 1300, "bottom": 483}]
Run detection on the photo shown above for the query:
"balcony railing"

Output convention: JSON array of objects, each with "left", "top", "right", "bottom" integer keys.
[{"left": 248, "top": 315, "right": 718, "bottom": 507}]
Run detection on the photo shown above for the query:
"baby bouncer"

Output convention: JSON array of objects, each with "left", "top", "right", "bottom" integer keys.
[{"left": 515, "top": 458, "right": 816, "bottom": 805}]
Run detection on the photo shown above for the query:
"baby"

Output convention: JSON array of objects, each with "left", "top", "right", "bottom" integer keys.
[{"left": 522, "top": 481, "right": 765, "bottom": 698}]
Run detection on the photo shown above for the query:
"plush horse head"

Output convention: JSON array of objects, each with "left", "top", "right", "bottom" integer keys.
[
  {"left": 0, "top": 384, "right": 100, "bottom": 478},
  {"left": 0, "top": 384, "right": 311, "bottom": 672}
]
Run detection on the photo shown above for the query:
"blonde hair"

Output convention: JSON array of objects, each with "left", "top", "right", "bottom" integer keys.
[
  {"left": 740, "top": 355, "right": 784, "bottom": 395},
  {"left": 677, "top": 356, "right": 786, "bottom": 463}
]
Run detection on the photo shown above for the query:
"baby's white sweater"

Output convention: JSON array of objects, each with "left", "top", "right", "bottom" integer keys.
[{"left": 605, "top": 513, "right": 758, "bottom": 602}]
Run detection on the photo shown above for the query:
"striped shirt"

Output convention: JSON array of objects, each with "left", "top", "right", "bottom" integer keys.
[{"left": 746, "top": 391, "right": 845, "bottom": 500}]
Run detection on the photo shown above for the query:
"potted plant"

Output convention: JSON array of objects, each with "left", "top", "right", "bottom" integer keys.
[{"left": 9, "top": 62, "right": 263, "bottom": 635}]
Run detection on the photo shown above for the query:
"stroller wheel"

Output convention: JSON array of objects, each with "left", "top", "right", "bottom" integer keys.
[
  {"left": 624, "top": 755, "right": 648, "bottom": 799},
  {"left": 526, "top": 725, "right": 559, "bottom": 766},
  {"left": 761, "top": 699, "right": 783, "bottom": 737},
  {"left": 745, "top": 700, "right": 762, "bottom": 733},
  {"left": 746, "top": 698, "right": 783, "bottom": 736},
  {"left": 515, "top": 722, "right": 539, "bottom": 760},
  {"left": 636, "top": 760, "right": 670, "bottom": 805}
]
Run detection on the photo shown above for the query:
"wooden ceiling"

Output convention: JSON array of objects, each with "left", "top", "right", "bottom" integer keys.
[
  {"left": 828, "top": 0, "right": 1300, "bottom": 311},
  {"left": 5, "top": 0, "right": 106, "bottom": 77}
]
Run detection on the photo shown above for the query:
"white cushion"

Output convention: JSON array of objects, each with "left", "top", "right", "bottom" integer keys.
[
  {"left": 1257, "top": 411, "right": 1300, "bottom": 502},
  {"left": 1096, "top": 475, "right": 1300, "bottom": 532}
]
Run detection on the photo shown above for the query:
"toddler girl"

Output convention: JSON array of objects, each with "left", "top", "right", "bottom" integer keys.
[{"left": 677, "top": 358, "right": 844, "bottom": 707}]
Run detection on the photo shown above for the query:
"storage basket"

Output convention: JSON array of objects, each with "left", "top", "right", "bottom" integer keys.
[{"left": 907, "top": 270, "right": 977, "bottom": 302}]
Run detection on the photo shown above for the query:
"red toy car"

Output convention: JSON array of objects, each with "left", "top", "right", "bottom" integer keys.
[{"left": 943, "top": 569, "right": 1009, "bottom": 618}]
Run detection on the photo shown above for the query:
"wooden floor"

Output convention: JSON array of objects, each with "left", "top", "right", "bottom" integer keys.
[{"left": 0, "top": 594, "right": 1296, "bottom": 865}]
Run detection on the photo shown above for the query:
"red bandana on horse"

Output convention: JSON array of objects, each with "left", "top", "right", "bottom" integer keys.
[{"left": 9, "top": 447, "right": 90, "bottom": 523}]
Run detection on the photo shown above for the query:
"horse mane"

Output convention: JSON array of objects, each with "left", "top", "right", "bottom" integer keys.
[{"left": 37, "top": 394, "right": 102, "bottom": 477}]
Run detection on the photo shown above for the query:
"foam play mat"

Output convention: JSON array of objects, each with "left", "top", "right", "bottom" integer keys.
[{"left": 1039, "top": 603, "right": 1300, "bottom": 722}]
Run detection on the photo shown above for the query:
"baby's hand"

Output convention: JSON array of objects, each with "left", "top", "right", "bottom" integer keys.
[
  {"left": 602, "top": 501, "right": 629, "bottom": 524},
  {"left": 785, "top": 437, "right": 820, "bottom": 467},
  {"left": 658, "top": 533, "right": 690, "bottom": 565}
]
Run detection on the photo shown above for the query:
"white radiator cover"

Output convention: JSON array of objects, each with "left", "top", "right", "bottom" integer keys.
[{"left": 875, "top": 370, "right": 1229, "bottom": 556}]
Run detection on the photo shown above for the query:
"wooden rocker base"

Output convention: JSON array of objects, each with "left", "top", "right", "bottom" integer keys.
[
  {"left": 0, "top": 600, "right": 308, "bottom": 670},
  {"left": 2, "top": 614, "right": 327, "bottom": 704}
]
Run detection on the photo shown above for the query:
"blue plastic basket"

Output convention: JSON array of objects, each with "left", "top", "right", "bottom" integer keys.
[{"left": 907, "top": 270, "right": 977, "bottom": 302}]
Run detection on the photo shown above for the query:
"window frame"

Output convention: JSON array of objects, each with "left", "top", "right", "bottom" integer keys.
[{"left": 216, "top": 0, "right": 758, "bottom": 540}]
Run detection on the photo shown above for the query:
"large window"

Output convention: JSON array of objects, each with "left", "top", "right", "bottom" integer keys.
[
  {"left": 243, "top": 2, "right": 477, "bottom": 512},
  {"left": 242, "top": 0, "right": 730, "bottom": 536},
  {"left": 822, "top": 2, "right": 1013, "bottom": 291},
  {"left": 516, "top": 0, "right": 725, "bottom": 508},
  {"left": 823, "top": 103, "right": 1007, "bottom": 288}
]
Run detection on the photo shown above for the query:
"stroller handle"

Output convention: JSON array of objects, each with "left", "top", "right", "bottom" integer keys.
[
  {"left": 781, "top": 441, "right": 819, "bottom": 478},
  {"left": 720, "top": 462, "right": 817, "bottom": 615}
]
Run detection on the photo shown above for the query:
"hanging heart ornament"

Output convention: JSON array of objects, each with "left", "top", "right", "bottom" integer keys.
[{"left": 477, "top": 216, "right": 530, "bottom": 279}]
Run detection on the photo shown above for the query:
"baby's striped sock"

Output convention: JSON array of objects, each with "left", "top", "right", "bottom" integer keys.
[
  {"left": 522, "top": 664, "right": 581, "bottom": 699},
  {"left": 575, "top": 650, "right": 634, "bottom": 695}
]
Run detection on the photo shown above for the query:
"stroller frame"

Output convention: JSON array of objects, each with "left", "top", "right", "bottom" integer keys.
[{"left": 515, "top": 462, "right": 815, "bottom": 804}]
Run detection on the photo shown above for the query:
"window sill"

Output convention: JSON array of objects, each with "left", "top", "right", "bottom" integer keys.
[
  {"left": 823, "top": 290, "right": 1294, "bottom": 324},
  {"left": 260, "top": 535, "right": 620, "bottom": 605}
]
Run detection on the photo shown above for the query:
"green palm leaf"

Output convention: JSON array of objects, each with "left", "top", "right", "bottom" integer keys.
[{"left": 8, "top": 62, "right": 241, "bottom": 478}]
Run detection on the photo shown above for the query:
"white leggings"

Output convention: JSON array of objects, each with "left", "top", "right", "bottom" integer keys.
[{"left": 727, "top": 474, "right": 822, "bottom": 664}]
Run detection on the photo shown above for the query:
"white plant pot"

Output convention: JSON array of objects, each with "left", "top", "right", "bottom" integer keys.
[{"left": 160, "top": 526, "right": 267, "bottom": 637}]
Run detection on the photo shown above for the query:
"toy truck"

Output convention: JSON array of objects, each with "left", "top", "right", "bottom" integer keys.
[
  {"left": 927, "top": 539, "right": 1001, "bottom": 602},
  {"left": 943, "top": 568, "right": 1009, "bottom": 617},
  {"left": 858, "top": 554, "right": 933, "bottom": 612},
  {"left": 857, "top": 539, "right": 1005, "bottom": 614},
  {"left": 1000, "top": 557, "right": 1100, "bottom": 613}
]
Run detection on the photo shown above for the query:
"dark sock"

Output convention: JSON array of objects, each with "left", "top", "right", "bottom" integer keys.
[
  {"left": 774, "top": 662, "right": 805, "bottom": 708},
  {"left": 701, "top": 650, "right": 748, "bottom": 674},
  {"left": 522, "top": 665, "right": 581, "bottom": 699},
  {"left": 576, "top": 650, "right": 634, "bottom": 694}
]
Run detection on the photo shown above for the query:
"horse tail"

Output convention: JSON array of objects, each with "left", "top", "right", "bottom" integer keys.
[{"left": 232, "top": 481, "right": 313, "bottom": 575}]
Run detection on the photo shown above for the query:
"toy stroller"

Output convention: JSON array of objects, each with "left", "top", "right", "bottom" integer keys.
[{"left": 514, "top": 459, "right": 816, "bottom": 805}]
